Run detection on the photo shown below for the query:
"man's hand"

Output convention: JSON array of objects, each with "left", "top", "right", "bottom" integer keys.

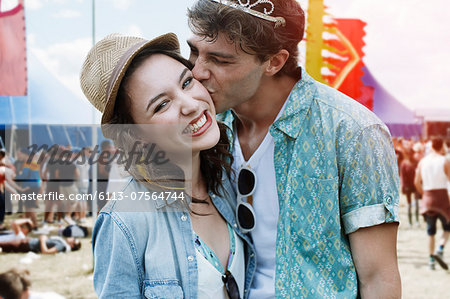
[{"left": 349, "top": 223, "right": 401, "bottom": 299}]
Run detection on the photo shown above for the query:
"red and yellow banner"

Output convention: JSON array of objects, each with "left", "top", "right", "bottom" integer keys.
[
  {"left": 0, "top": 0, "right": 27, "bottom": 96},
  {"left": 305, "top": 0, "right": 373, "bottom": 110}
]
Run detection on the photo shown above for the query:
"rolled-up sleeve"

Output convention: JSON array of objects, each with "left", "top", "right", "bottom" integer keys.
[
  {"left": 339, "top": 124, "right": 400, "bottom": 234},
  {"left": 92, "top": 212, "right": 143, "bottom": 298}
]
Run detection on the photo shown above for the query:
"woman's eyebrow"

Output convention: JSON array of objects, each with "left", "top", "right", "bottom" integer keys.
[
  {"left": 179, "top": 68, "right": 189, "bottom": 83},
  {"left": 146, "top": 68, "right": 190, "bottom": 112},
  {"left": 146, "top": 93, "right": 165, "bottom": 111}
]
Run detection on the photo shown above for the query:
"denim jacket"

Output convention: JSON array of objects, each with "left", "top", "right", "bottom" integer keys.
[{"left": 92, "top": 175, "right": 256, "bottom": 298}]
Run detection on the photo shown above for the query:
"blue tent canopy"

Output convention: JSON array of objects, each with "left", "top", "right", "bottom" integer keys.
[
  {"left": 0, "top": 52, "right": 97, "bottom": 125},
  {"left": 362, "top": 66, "right": 423, "bottom": 139},
  {"left": 1, "top": 52, "right": 105, "bottom": 149}
]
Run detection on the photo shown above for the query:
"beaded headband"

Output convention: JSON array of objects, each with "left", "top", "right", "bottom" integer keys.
[{"left": 209, "top": 0, "right": 286, "bottom": 28}]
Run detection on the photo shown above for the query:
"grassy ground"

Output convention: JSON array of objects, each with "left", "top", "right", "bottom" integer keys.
[
  {"left": 0, "top": 212, "right": 96, "bottom": 298},
  {"left": 1, "top": 195, "right": 449, "bottom": 298}
]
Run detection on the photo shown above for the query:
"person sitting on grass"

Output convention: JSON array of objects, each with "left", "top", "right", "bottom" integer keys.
[{"left": 0, "top": 235, "right": 81, "bottom": 254}]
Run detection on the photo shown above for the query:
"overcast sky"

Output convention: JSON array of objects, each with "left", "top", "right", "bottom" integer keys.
[{"left": 22, "top": 0, "right": 450, "bottom": 113}]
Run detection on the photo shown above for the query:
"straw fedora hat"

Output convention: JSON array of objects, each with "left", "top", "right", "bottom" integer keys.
[{"left": 80, "top": 33, "right": 180, "bottom": 124}]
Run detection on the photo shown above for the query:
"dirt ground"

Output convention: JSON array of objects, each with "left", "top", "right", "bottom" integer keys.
[{"left": 1, "top": 195, "right": 449, "bottom": 298}]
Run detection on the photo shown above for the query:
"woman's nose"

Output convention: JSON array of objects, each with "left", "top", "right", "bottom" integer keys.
[{"left": 180, "top": 94, "right": 201, "bottom": 116}]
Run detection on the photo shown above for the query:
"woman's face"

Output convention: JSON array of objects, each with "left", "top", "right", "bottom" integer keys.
[{"left": 126, "top": 54, "right": 220, "bottom": 155}]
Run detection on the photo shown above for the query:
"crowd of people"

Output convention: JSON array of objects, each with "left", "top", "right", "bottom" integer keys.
[
  {"left": 394, "top": 136, "right": 450, "bottom": 270},
  {"left": 0, "top": 140, "right": 131, "bottom": 256}
]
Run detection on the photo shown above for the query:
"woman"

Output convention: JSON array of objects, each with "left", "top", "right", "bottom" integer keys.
[
  {"left": 80, "top": 33, "right": 255, "bottom": 298},
  {"left": 400, "top": 148, "right": 419, "bottom": 227}
]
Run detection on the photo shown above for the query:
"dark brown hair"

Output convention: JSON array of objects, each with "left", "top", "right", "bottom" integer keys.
[
  {"left": 431, "top": 137, "right": 444, "bottom": 152},
  {"left": 188, "top": 0, "right": 305, "bottom": 79},
  {"left": 0, "top": 268, "right": 31, "bottom": 299},
  {"left": 105, "top": 47, "right": 233, "bottom": 201}
]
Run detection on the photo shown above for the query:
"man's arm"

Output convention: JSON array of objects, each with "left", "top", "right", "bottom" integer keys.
[
  {"left": 349, "top": 223, "right": 401, "bottom": 299},
  {"left": 11, "top": 219, "right": 33, "bottom": 235},
  {"left": 39, "top": 235, "right": 58, "bottom": 254},
  {"left": 414, "top": 162, "right": 423, "bottom": 195}
]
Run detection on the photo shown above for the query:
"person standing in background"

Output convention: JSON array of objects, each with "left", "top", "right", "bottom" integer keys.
[
  {"left": 415, "top": 137, "right": 450, "bottom": 270},
  {"left": 400, "top": 148, "right": 420, "bottom": 227}
]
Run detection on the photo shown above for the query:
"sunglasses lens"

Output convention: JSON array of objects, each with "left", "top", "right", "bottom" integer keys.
[
  {"left": 222, "top": 271, "right": 240, "bottom": 299},
  {"left": 238, "top": 168, "right": 255, "bottom": 195},
  {"left": 237, "top": 204, "right": 255, "bottom": 230}
]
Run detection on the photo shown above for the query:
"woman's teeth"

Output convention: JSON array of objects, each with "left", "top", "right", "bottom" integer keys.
[{"left": 184, "top": 114, "right": 207, "bottom": 134}]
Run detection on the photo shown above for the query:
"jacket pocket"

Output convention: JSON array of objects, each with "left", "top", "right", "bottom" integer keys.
[{"left": 144, "top": 280, "right": 184, "bottom": 299}]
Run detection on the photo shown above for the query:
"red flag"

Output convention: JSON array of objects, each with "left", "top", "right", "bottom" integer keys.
[{"left": 0, "top": 0, "right": 27, "bottom": 96}]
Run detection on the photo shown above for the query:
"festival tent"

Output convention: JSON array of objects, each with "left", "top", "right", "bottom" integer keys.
[
  {"left": 0, "top": 52, "right": 103, "bottom": 149},
  {"left": 362, "top": 66, "right": 423, "bottom": 139}
]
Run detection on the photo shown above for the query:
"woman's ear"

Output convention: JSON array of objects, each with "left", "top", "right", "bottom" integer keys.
[{"left": 265, "top": 49, "right": 290, "bottom": 76}]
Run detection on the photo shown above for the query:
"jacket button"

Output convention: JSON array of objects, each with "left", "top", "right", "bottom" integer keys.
[
  {"left": 188, "top": 255, "right": 194, "bottom": 262},
  {"left": 181, "top": 215, "right": 187, "bottom": 221}
]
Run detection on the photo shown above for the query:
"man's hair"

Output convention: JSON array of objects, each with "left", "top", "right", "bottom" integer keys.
[
  {"left": 71, "top": 239, "right": 82, "bottom": 251},
  {"left": 431, "top": 137, "right": 444, "bottom": 152},
  {"left": 0, "top": 268, "right": 31, "bottom": 299},
  {"left": 21, "top": 223, "right": 33, "bottom": 233},
  {"left": 188, "top": 0, "right": 305, "bottom": 79}
]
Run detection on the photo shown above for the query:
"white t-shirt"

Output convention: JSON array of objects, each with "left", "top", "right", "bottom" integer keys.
[
  {"left": 231, "top": 104, "right": 286, "bottom": 299},
  {"left": 0, "top": 230, "right": 26, "bottom": 242},
  {"left": 420, "top": 153, "right": 448, "bottom": 191},
  {"left": 197, "top": 230, "right": 245, "bottom": 299}
]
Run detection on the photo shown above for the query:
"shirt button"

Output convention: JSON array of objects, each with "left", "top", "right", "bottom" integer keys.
[
  {"left": 233, "top": 223, "right": 238, "bottom": 228},
  {"left": 245, "top": 289, "right": 248, "bottom": 293},
  {"left": 250, "top": 253, "right": 254, "bottom": 258},
  {"left": 187, "top": 255, "right": 194, "bottom": 262},
  {"left": 181, "top": 215, "right": 187, "bottom": 221},
  {"left": 211, "top": 194, "right": 215, "bottom": 198}
]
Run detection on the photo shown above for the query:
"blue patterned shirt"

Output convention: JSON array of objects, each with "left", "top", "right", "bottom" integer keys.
[{"left": 218, "top": 68, "right": 399, "bottom": 298}]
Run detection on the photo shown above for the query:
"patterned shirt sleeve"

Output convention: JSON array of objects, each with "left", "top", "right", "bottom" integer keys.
[{"left": 339, "top": 124, "right": 400, "bottom": 234}]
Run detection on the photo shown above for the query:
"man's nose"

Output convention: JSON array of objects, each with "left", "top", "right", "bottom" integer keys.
[{"left": 192, "top": 58, "right": 210, "bottom": 81}]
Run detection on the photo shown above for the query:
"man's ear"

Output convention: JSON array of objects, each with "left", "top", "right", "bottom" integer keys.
[{"left": 265, "top": 49, "right": 290, "bottom": 76}]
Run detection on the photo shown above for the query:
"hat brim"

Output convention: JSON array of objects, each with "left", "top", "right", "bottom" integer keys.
[{"left": 101, "top": 33, "right": 180, "bottom": 125}]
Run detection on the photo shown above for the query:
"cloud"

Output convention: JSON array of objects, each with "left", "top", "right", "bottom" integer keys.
[
  {"left": 29, "top": 37, "right": 92, "bottom": 99},
  {"left": 52, "top": 9, "right": 81, "bottom": 18},
  {"left": 25, "top": 0, "right": 84, "bottom": 10},
  {"left": 123, "top": 24, "right": 143, "bottom": 37},
  {"left": 110, "top": 0, "right": 133, "bottom": 10},
  {"left": 25, "top": 0, "right": 44, "bottom": 10}
]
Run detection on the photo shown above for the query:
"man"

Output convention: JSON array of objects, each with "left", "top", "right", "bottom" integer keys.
[
  {"left": 55, "top": 149, "right": 80, "bottom": 225},
  {"left": 187, "top": 1, "right": 401, "bottom": 298},
  {"left": 0, "top": 218, "right": 33, "bottom": 242},
  {"left": 414, "top": 137, "right": 450, "bottom": 270},
  {"left": 0, "top": 234, "right": 80, "bottom": 254}
]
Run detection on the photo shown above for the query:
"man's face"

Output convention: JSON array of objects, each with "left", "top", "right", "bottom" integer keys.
[{"left": 187, "top": 33, "right": 268, "bottom": 113}]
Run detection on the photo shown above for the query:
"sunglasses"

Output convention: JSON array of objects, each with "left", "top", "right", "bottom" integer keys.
[
  {"left": 222, "top": 270, "right": 241, "bottom": 299},
  {"left": 236, "top": 166, "right": 256, "bottom": 233}
]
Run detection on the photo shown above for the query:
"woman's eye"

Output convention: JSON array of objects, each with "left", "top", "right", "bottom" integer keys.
[
  {"left": 182, "top": 77, "right": 193, "bottom": 89},
  {"left": 154, "top": 101, "right": 168, "bottom": 113}
]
